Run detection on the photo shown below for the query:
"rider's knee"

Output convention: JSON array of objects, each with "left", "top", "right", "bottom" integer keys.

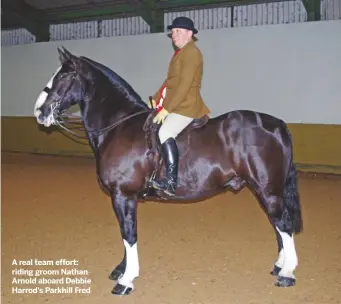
[{"left": 158, "top": 125, "right": 173, "bottom": 144}]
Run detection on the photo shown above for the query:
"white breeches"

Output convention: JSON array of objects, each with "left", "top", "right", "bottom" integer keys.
[{"left": 158, "top": 113, "right": 193, "bottom": 144}]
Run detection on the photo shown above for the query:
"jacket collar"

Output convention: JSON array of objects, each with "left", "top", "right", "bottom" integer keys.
[
  {"left": 170, "top": 39, "right": 195, "bottom": 63},
  {"left": 177, "top": 39, "right": 194, "bottom": 53}
]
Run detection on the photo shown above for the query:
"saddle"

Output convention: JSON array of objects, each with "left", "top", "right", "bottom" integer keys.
[{"left": 143, "top": 109, "right": 209, "bottom": 157}]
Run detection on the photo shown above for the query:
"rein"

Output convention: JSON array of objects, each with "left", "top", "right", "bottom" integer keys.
[{"left": 54, "top": 108, "right": 150, "bottom": 139}]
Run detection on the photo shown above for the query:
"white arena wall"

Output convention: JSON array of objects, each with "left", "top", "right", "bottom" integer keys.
[
  {"left": 2, "top": 19, "right": 341, "bottom": 173},
  {"left": 2, "top": 19, "right": 341, "bottom": 124}
]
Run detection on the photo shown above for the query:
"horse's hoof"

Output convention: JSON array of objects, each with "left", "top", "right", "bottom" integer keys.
[
  {"left": 111, "top": 283, "right": 133, "bottom": 295},
  {"left": 270, "top": 265, "right": 282, "bottom": 276},
  {"left": 275, "top": 276, "right": 296, "bottom": 287},
  {"left": 108, "top": 268, "right": 123, "bottom": 281}
]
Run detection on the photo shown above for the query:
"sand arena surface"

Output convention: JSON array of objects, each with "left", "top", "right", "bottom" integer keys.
[{"left": 2, "top": 152, "right": 341, "bottom": 304}]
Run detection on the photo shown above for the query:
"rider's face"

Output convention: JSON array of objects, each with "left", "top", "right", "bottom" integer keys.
[{"left": 171, "top": 28, "right": 193, "bottom": 48}]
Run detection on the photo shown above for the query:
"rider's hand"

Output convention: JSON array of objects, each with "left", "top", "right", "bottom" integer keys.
[
  {"left": 147, "top": 99, "right": 156, "bottom": 109},
  {"left": 153, "top": 108, "right": 169, "bottom": 124}
]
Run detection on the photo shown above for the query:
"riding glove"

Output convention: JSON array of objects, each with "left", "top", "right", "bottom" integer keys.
[{"left": 153, "top": 108, "right": 169, "bottom": 124}]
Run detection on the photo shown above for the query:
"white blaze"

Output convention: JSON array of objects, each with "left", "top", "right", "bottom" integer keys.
[{"left": 34, "top": 66, "right": 62, "bottom": 118}]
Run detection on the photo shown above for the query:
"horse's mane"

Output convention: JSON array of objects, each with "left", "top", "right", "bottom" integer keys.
[{"left": 80, "top": 56, "right": 148, "bottom": 108}]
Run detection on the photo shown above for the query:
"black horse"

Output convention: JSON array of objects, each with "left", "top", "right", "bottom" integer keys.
[{"left": 34, "top": 47, "right": 303, "bottom": 296}]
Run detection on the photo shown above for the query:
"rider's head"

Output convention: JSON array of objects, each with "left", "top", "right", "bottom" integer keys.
[{"left": 167, "top": 17, "right": 198, "bottom": 49}]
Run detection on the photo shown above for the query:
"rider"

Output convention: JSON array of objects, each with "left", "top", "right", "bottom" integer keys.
[{"left": 148, "top": 16, "right": 211, "bottom": 196}]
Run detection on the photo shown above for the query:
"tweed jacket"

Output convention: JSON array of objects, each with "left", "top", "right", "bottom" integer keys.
[{"left": 152, "top": 40, "right": 210, "bottom": 119}]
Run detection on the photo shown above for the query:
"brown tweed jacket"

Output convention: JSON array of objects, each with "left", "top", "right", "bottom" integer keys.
[{"left": 152, "top": 39, "right": 210, "bottom": 119}]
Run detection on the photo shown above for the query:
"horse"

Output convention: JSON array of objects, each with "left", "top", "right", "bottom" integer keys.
[{"left": 33, "top": 47, "right": 303, "bottom": 296}]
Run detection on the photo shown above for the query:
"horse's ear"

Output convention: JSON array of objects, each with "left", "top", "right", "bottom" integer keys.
[
  {"left": 62, "top": 46, "right": 74, "bottom": 60},
  {"left": 58, "top": 47, "right": 68, "bottom": 65},
  {"left": 60, "top": 46, "right": 83, "bottom": 73}
]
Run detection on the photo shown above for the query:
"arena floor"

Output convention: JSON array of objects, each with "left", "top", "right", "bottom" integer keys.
[{"left": 2, "top": 152, "right": 341, "bottom": 304}]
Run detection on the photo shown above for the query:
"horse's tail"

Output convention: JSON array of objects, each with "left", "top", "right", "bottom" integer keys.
[{"left": 283, "top": 161, "right": 303, "bottom": 234}]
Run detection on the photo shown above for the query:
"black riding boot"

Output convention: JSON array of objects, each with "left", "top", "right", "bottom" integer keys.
[{"left": 152, "top": 137, "right": 179, "bottom": 196}]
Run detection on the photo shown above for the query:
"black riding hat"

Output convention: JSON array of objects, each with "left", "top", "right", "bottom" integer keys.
[{"left": 167, "top": 17, "right": 198, "bottom": 34}]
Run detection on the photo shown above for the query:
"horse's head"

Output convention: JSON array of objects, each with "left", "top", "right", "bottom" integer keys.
[{"left": 34, "top": 47, "right": 86, "bottom": 127}]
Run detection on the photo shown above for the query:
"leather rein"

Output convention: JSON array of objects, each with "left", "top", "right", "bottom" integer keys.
[{"left": 54, "top": 109, "right": 149, "bottom": 139}]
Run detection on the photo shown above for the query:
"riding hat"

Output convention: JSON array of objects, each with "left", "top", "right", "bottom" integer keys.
[{"left": 167, "top": 17, "right": 198, "bottom": 34}]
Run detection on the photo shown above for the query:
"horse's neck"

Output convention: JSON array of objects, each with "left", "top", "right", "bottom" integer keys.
[{"left": 80, "top": 83, "right": 145, "bottom": 148}]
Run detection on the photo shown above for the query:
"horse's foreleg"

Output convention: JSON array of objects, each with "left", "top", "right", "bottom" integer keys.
[
  {"left": 110, "top": 191, "right": 139, "bottom": 296},
  {"left": 109, "top": 251, "right": 126, "bottom": 281}
]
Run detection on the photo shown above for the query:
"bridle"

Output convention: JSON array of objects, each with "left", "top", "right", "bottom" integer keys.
[{"left": 45, "top": 71, "right": 150, "bottom": 139}]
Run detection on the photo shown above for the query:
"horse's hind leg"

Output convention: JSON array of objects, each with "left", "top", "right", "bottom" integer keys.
[
  {"left": 255, "top": 190, "right": 299, "bottom": 287},
  {"left": 109, "top": 190, "right": 139, "bottom": 295},
  {"left": 274, "top": 162, "right": 302, "bottom": 287},
  {"left": 274, "top": 224, "right": 298, "bottom": 287},
  {"left": 270, "top": 228, "right": 284, "bottom": 276}
]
